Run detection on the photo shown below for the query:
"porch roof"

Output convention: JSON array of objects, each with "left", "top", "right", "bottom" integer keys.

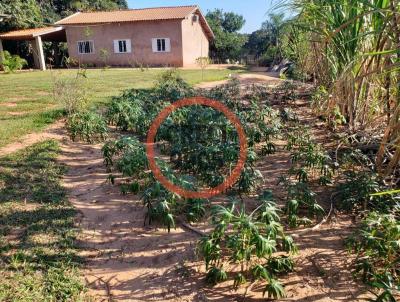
[{"left": 0, "top": 26, "right": 66, "bottom": 41}]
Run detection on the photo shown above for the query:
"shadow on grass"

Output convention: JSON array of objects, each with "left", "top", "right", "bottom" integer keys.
[
  {"left": 0, "top": 140, "right": 87, "bottom": 301},
  {"left": 0, "top": 140, "right": 65, "bottom": 203}
]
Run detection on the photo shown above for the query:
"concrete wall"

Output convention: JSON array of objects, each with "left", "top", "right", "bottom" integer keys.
[
  {"left": 181, "top": 13, "right": 209, "bottom": 67},
  {"left": 65, "top": 20, "right": 184, "bottom": 67}
]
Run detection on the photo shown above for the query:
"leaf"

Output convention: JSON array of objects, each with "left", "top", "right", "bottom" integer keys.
[
  {"left": 251, "top": 264, "right": 270, "bottom": 281},
  {"left": 253, "top": 234, "right": 276, "bottom": 257},
  {"left": 263, "top": 278, "right": 286, "bottom": 299},
  {"left": 370, "top": 189, "right": 400, "bottom": 196},
  {"left": 233, "top": 273, "right": 247, "bottom": 290},
  {"left": 205, "top": 267, "right": 228, "bottom": 285}
]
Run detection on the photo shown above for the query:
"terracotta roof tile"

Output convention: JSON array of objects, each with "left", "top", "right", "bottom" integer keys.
[
  {"left": 0, "top": 27, "right": 63, "bottom": 40},
  {"left": 55, "top": 5, "right": 214, "bottom": 40},
  {"left": 56, "top": 6, "right": 198, "bottom": 25}
]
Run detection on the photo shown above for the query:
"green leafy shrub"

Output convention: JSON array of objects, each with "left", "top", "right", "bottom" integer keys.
[
  {"left": 0, "top": 51, "right": 27, "bottom": 73},
  {"left": 279, "top": 176, "right": 324, "bottom": 227},
  {"left": 336, "top": 171, "right": 396, "bottom": 212},
  {"left": 346, "top": 211, "right": 400, "bottom": 301},
  {"left": 279, "top": 124, "right": 333, "bottom": 227},
  {"left": 198, "top": 192, "right": 297, "bottom": 299},
  {"left": 103, "top": 136, "right": 147, "bottom": 176},
  {"left": 106, "top": 88, "right": 169, "bottom": 136},
  {"left": 141, "top": 163, "right": 201, "bottom": 232},
  {"left": 66, "top": 111, "right": 108, "bottom": 143},
  {"left": 154, "top": 69, "right": 194, "bottom": 102},
  {"left": 185, "top": 198, "right": 209, "bottom": 223},
  {"left": 104, "top": 78, "right": 284, "bottom": 231}
]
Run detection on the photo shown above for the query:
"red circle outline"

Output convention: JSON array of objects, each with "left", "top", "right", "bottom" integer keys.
[{"left": 146, "top": 97, "right": 247, "bottom": 199}]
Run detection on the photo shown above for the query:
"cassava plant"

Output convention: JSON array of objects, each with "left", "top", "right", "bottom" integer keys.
[
  {"left": 198, "top": 191, "right": 297, "bottom": 299},
  {"left": 66, "top": 111, "right": 108, "bottom": 143},
  {"left": 346, "top": 210, "right": 400, "bottom": 301},
  {"left": 103, "top": 75, "right": 283, "bottom": 231}
]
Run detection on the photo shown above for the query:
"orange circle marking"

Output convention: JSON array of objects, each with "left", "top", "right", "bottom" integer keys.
[{"left": 146, "top": 96, "right": 248, "bottom": 199}]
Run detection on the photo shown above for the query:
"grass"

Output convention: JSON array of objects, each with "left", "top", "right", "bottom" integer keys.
[
  {"left": 0, "top": 140, "right": 87, "bottom": 301},
  {"left": 0, "top": 68, "right": 241, "bottom": 148}
]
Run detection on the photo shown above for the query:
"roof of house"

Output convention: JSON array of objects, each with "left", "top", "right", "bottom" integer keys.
[
  {"left": 55, "top": 5, "right": 214, "bottom": 39},
  {"left": 0, "top": 26, "right": 65, "bottom": 40}
]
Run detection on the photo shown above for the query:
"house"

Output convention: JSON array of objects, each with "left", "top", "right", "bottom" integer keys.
[{"left": 0, "top": 5, "right": 214, "bottom": 70}]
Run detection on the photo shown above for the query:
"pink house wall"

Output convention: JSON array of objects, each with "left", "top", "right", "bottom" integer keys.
[
  {"left": 65, "top": 20, "right": 183, "bottom": 67},
  {"left": 181, "top": 13, "right": 209, "bottom": 67},
  {"left": 65, "top": 18, "right": 210, "bottom": 67}
]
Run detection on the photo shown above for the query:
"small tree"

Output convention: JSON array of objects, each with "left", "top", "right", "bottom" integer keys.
[
  {"left": 99, "top": 48, "right": 110, "bottom": 68},
  {"left": 196, "top": 56, "right": 211, "bottom": 80}
]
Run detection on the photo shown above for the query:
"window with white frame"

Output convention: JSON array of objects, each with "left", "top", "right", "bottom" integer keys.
[
  {"left": 113, "top": 39, "right": 131, "bottom": 53},
  {"left": 152, "top": 38, "right": 171, "bottom": 53},
  {"left": 77, "top": 40, "right": 94, "bottom": 54}
]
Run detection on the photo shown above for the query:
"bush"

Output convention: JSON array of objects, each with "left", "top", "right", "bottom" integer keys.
[
  {"left": 52, "top": 69, "right": 88, "bottom": 115},
  {"left": 154, "top": 69, "right": 194, "bottom": 102},
  {"left": 257, "top": 46, "right": 278, "bottom": 66},
  {"left": 66, "top": 111, "right": 108, "bottom": 143},
  {"left": 335, "top": 171, "right": 397, "bottom": 213},
  {"left": 346, "top": 211, "right": 400, "bottom": 301},
  {"left": 0, "top": 51, "right": 27, "bottom": 73},
  {"left": 106, "top": 89, "right": 165, "bottom": 135},
  {"left": 284, "top": 64, "right": 308, "bottom": 81},
  {"left": 198, "top": 193, "right": 297, "bottom": 299}
]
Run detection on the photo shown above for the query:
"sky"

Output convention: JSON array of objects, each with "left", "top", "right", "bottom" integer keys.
[{"left": 127, "top": 1, "right": 275, "bottom": 34}]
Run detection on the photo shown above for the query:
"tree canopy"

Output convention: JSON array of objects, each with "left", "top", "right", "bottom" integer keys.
[
  {"left": 206, "top": 9, "right": 247, "bottom": 63},
  {"left": 0, "top": 0, "right": 128, "bottom": 32},
  {"left": 243, "top": 13, "right": 287, "bottom": 65}
]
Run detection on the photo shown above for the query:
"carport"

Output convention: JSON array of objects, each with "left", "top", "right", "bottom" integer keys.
[{"left": 0, "top": 26, "right": 66, "bottom": 70}]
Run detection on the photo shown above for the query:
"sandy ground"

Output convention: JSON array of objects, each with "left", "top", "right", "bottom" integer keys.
[
  {"left": 0, "top": 120, "right": 65, "bottom": 157},
  {"left": 196, "top": 72, "right": 281, "bottom": 89},
  {"left": 1, "top": 73, "right": 371, "bottom": 301}
]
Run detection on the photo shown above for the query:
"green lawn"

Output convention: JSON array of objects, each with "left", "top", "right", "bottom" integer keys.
[
  {"left": 0, "top": 140, "right": 87, "bottom": 301},
  {"left": 0, "top": 68, "right": 240, "bottom": 147}
]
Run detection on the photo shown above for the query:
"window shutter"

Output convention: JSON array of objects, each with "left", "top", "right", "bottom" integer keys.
[
  {"left": 165, "top": 38, "right": 171, "bottom": 52},
  {"left": 126, "top": 39, "right": 132, "bottom": 53},
  {"left": 152, "top": 39, "right": 158, "bottom": 52},
  {"left": 89, "top": 41, "right": 94, "bottom": 53},
  {"left": 113, "top": 40, "right": 119, "bottom": 53}
]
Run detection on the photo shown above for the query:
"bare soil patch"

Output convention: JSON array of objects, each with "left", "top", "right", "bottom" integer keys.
[
  {"left": 195, "top": 73, "right": 281, "bottom": 89},
  {"left": 6, "top": 111, "right": 27, "bottom": 116},
  {"left": 3, "top": 96, "right": 30, "bottom": 102},
  {"left": 0, "top": 120, "right": 65, "bottom": 157},
  {"left": 2, "top": 102, "right": 17, "bottom": 107},
  {"left": 57, "top": 132, "right": 367, "bottom": 301}
]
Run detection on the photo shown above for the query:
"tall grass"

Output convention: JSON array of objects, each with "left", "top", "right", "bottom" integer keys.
[{"left": 276, "top": 0, "right": 400, "bottom": 179}]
